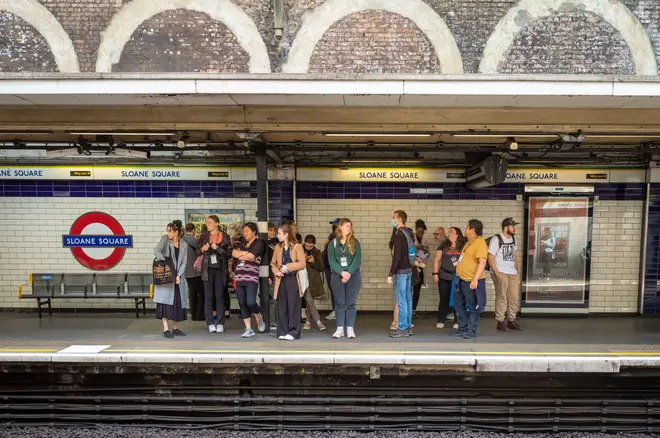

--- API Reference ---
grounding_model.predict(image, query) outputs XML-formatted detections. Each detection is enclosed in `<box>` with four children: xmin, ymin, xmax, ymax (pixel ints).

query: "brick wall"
<box><xmin>112</xmin><ymin>9</ymin><xmax>250</xmax><ymax>73</ymax></box>
<box><xmin>0</xmin><ymin>0</ymin><xmax>658</xmax><ymax>74</ymax></box>
<box><xmin>296</xmin><ymin>197</ymin><xmax>642</xmax><ymax>315</ymax></box>
<box><xmin>0</xmin><ymin>196</ymin><xmax>257</xmax><ymax>310</ymax></box>
<box><xmin>307</xmin><ymin>10</ymin><xmax>441</xmax><ymax>74</ymax></box>
<box><xmin>0</xmin><ymin>11</ymin><xmax>57</xmax><ymax>72</ymax></box>
<box><xmin>37</xmin><ymin>0</ymin><xmax>127</xmax><ymax>73</ymax></box>
<box><xmin>499</xmin><ymin>12</ymin><xmax>635</xmax><ymax>75</ymax></box>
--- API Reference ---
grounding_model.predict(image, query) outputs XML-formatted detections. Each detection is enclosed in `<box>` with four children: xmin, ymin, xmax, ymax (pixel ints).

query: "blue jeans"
<box><xmin>395</xmin><ymin>272</ymin><xmax>413</xmax><ymax>331</ymax></box>
<box><xmin>455</xmin><ymin>278</ymin><xmax>484</xmax><ymax>336</ymax></box>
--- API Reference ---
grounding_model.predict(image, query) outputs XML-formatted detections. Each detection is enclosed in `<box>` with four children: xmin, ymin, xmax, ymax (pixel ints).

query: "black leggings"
<box><xmin>186</xmin><ymin>276</ymin><xmax>205</xmax><ymax>321</ymax></box>
<box><xmin>413</xmin><ymin>270</ymin><xmax>424</xmax><ymax>311</ymax></box>
<box><xmin>437</xmin><ymin>278</ymin><xmax>456</xmax><ymax>323</ymax></box>
<box><xmin>236</xmin><ymin>282</ymin><xmax>260</xmax><ymax>319</ymax></box>
<box><xmin>204</xmin><ymin>268</ymin><xmax>226</xmax><ymax>326</ymax></box>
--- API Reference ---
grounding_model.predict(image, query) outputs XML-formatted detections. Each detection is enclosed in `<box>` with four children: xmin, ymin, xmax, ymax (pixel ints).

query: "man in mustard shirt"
<box><xmin>454</xmin><ymin>219</ymin><xmax>488</xmax><ymax>339</ymax></box>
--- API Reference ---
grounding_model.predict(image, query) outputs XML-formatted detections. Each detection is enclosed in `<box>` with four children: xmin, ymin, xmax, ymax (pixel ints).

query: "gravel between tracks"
<box><xmin>3</xmin><ymin>429</ymin><xmax>659</xmax><ymax>438</ymax></box>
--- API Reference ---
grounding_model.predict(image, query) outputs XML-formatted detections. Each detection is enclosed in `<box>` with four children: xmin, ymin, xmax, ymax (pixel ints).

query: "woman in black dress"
<box><xmin>154</xmin><ymin>222</ymin><xmax>188</xmax><ymax>338</ymax></box>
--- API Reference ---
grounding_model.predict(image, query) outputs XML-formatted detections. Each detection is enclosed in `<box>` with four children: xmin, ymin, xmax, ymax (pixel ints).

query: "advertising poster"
<box><xmin>185</xmin><ymin>210</ymin><xmax>244</xmax><ymax>235</ymax></box>
<box><xmin>524</xmin><ymin>197</ymin><xmax>592</xmax><ymax>306</ymax></box>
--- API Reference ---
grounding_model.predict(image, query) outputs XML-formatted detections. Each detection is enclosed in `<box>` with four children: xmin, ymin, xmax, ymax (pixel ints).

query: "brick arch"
<box><xmin>282</xmin><ymin>0</ymin><xmax>463</xmax><ymax>74</ymax></box>
<box><xmin>0</xmin><ymin>0</ymin><xmax>79</xmax><ymax>72</ymax></box>
<box><xmin>479</xmin><ymin>0</ymin><xmax>657</xmax><ymax>75</ymax></box>
<box><xmin>96</xmin><ymin>0</ymin><xmax>270</xmax><ymax>73</ymax></box>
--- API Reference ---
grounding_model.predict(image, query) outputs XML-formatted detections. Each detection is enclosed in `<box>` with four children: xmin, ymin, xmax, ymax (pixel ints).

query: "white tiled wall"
<box><xmin>589</xmin><ymin>200</ymin><xmax>642</xmax><ymax>313</ymax></box>
<box><xmin>0</xmin><ymin>197</ymin><xmax>256</xmax><ymax>309</ymax></box>
<box><xmin>0</xmin><ymin>196</ymin><xmax>642</xmax><ymax>314</ymax></box>
<box><xmin>296</xmin><ymin>198</ymin><xmax>642</xmax><ymax>314</ymax></box>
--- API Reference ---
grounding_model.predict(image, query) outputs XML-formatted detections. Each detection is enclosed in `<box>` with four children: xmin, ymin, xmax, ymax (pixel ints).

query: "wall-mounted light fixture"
<box><xmin>273</xmin><ymin>0</ymin><xmax>284</xmax><ymax>39</ymax></box>
<box><xmin>177</xmin><ymin>132</ymin><xmax>190</xmax><ymax>148</ymax></box>
<box><xmin>506</xmin><ymin>137</ymin><xmax>518</xmax><ymax>151</ymax></box>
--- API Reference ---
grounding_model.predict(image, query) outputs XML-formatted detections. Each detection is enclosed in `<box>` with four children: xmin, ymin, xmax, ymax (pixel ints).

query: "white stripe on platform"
<box><xmin>57</xmin><ymin>345</ymin><xmax>111</xmax><ymax>354</ymax></box>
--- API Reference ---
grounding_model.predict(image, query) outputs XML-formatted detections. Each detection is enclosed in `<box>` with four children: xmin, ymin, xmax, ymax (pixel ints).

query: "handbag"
<box><xmin>153</xmin><ymin>257</ymin><xmax>176</xmax><ymax>285</ymax></box>
<box><xmin>193</xmin><ymin>255</ymin><xmax>203</xmax><ymax>273</ymax></box>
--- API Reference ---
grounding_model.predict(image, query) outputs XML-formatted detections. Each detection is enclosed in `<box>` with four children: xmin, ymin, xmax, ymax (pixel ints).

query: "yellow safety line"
<box><xmin>0</xmin><ymin>349</ymin><xmax>657</xmax><ymax>356</ymax></box>
<box><xmin>102</xmin><ymin>349</ymin><xmax>660</xmax><ymax>356</ymax></box>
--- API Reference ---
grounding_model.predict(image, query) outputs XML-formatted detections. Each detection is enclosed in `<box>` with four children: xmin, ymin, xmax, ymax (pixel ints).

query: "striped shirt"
<box><xmin>234</xmin><ymin>239</ymin><xmax>265</xmax><ymax>284</ymax></box>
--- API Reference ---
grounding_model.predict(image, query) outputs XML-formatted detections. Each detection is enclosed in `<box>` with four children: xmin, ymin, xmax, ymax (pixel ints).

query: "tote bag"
<box><xmin>153</xmin><ymin>257</ymin><xmax>176</xmax><ymax>285</ymax></box>
<box><xmin>297</xmin><ymin>267</ymin><xmax>310</xmax><ymax>293</ymax></box>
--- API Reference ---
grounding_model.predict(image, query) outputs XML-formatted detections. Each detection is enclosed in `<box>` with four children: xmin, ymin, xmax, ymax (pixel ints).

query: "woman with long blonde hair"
<box><xmin>326</xmin><ymin>218</ymin><xmax>362</xmax><ymax>338</ymax></box>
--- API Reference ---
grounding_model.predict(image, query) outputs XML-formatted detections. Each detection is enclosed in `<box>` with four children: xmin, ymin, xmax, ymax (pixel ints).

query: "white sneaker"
<box><xmin>208</xmin><ymin>325</ymin><xmax>217</xmax><ymax>333</ymax></box>
<box><xmin>278</xmin><ymin>335</ymin><xmax>286</xmax><ymax>340</ymax></box>
<box><xmin>257</xmin><ymin>320</ymin><xmax>267</xmax><ymax>333</ymax></box>
<box><xmin>283</xmin><ymin>334</ymin><xmax>295</xmax><ymax>341</ymax></box>
<box><xmin>332</xmin><ymin>328</ymin><xmax>345</xmax><ymax>338</ymax></box>
<box><xmin>216</xmin><ymin>324</ymin><xmax>224</xmax><ymax>333</ymax></box>
<box><xmin>347</xmin><ymin>327</ymin><xmax>356</xmax><ymax>339</ymax></box>
<box><xmin>326</xmin><ymin>311</ymin><xmax>336</xmax><ymax>320</ymax></box>
<box><xmin>242</xmin><ymin>328</ymin><xmax>255</xmax><ymax>338</ymax></box>
<box><xmin>453</xmin><ymin>323</ymin><xmax>459</xmax><ymax>329</ymax></box>
<box><xmin>317</xmin><ymin>321</ymin><xmax>326</xmax><ymax>331</ymax></box>
<box><xmin>303</xmin><ymin>321</ymin><xmax>311</xmax><ymax>330</ymax></box>
<box><xmin>436</xmin><ymin>323</ymin><xmax>445</xmax><ymax>329</ymax></box>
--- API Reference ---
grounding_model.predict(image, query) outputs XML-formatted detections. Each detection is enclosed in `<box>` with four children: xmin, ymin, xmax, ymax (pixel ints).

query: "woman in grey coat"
<box><xmin>154</xmin><ymin>221</ymin><xmax>188</xmax><ymax>338</ymax></box>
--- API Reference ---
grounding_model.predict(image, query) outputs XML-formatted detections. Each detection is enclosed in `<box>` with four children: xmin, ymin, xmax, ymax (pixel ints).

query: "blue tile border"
<box><xmin>0</xmin><ymin>179</ymin><xmax>294</xmax><ymax>229</ymax></box>
<box><xmin>644</xmin><ymin>183</ymin><xmax>660</xmax><ymax>313</ymax></box>
<box><xmin>296</xmin><ymin>182</ymin><xmax>524</xmax><ymax>200</ymax></box>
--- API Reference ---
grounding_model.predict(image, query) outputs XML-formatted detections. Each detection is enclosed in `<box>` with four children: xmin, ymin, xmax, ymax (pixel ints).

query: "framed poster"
<box><xmin>185</xmin><ymin>209</ymin><xmax>244</xmax><ymax>235</ymax></box>
<box><xmin>522</xmin><ymin>186</ymin><xmax>594</xmax><ymax>314</ymax></box>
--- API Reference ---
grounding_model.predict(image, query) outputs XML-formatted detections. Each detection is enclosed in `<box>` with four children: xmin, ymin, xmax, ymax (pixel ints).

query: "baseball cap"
<box><xmin>502</xmin><ymin>217</ymin><xmax>519</xmax><ymax>228</ymax></box>
<box><xmin>330</xmin><ymin>218</ymin><xmax>341</xmax><ymax>225</ymax></box>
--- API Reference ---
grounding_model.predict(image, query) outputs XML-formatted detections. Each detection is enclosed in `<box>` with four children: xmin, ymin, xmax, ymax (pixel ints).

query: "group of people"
<box><xmin>152</xmin><ymin>212</ymin><xmax>523</xmax><ymax>341</ymax></box>
<box><xmin>387</xmin><ymin>212</ymin><xmax>522</xmax><ymax>339</ymax></box>
<box><xmin>153</xmin><ymin>217</ymin><xmax>363</xmax><ymax>341</ymax></box>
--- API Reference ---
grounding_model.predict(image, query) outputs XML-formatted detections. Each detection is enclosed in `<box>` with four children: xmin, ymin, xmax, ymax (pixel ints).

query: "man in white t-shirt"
<box><xmin>488</xmin><ymin>218</ymin><xmax>521</xmax><ymax>332</ymax></box>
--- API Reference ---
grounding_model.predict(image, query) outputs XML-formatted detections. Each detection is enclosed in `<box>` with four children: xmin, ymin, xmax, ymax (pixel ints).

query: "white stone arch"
<box><xmin>282</xmin><ymin>0</ymin><xmax>463</xmax><ymax>74</ymax></box>
<box><xmin>96</xmin><ymin>0</ymin><xmax>270</xmax><ymax>73</ymax></box>
<box><xmin>0</xmin><ymin>0</ymin><xmax>79</xmax><ymax>72</ymax></box>
<box><xmin>479</xmin><ymin>0</ymin><xmax>657</xmax><ymax>75</ymax></box>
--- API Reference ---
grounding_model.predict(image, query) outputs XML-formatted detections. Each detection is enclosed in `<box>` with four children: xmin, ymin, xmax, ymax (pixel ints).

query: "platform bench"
<box><xmin>18</xmin><ymin>272</ymin><xmax>153</xmax><ymax>318</ymax></box>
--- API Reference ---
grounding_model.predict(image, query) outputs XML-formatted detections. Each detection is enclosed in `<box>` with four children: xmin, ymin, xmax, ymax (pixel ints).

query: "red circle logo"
<box><xmin>63</xmin><ymin>212</ymin><xmax>132</xmax><ymax>271</ymax></box>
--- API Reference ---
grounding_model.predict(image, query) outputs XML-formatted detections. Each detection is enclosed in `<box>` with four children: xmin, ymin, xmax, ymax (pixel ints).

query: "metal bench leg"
<box><xmin>142</xmin><ymin>298</ymin><xmax>146</xmax><ymax>316</ymax></box>
<box><xmin>47</xmin><ymin>298</ymin><xmax>52</xmax><ymax>316</ymax></box>
<box><xmin>134</xmin><ymin>298</ymin><xmax>140</xmax><ymax>318</ymax></box>
<box><xmin>37</xmin><ymin>299</ymin><xmax>43</xmax><ymax>319</ymax></box>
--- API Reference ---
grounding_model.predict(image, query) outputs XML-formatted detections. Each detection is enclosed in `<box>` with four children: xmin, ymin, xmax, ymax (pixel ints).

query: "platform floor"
<box><xmin>1</xmin><ymin>312</ymin><xmax>660</xmax><ymax>353</ymax></box>
<box><xmin>1</xmin><ymin>313</ymin><xmax>659</xmax><ymax>372</ymax></box>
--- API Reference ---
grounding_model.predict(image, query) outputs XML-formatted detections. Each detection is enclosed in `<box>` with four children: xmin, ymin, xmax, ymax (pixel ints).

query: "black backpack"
<box><xmin>484</xmin><ymin>234</ymin><xmax>515</xmax><ymax>272</ymax></box>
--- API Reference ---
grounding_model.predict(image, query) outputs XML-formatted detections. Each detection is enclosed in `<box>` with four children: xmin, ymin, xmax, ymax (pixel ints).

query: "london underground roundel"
<box><xmin>63</xmin><ymin>212</ymin><xmax>133</xmax><ymax>270</ymax></box>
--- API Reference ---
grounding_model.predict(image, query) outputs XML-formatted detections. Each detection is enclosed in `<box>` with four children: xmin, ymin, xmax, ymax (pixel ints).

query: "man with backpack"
<box><xmin>388</xmin><ymin>210</ymin><xmax>416</xmax><ymax>338</ymax></box>
<box><xmin>487</xmin><ymin>218</ymin><xmax>522</xmax><ymax>332</ymax></box>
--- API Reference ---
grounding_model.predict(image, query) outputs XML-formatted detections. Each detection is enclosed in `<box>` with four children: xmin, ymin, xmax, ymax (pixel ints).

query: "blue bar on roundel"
<box><xmin>62</xmin><ymin>235</ymin><xmax>134</xmax><ymax>248</ymax></box>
